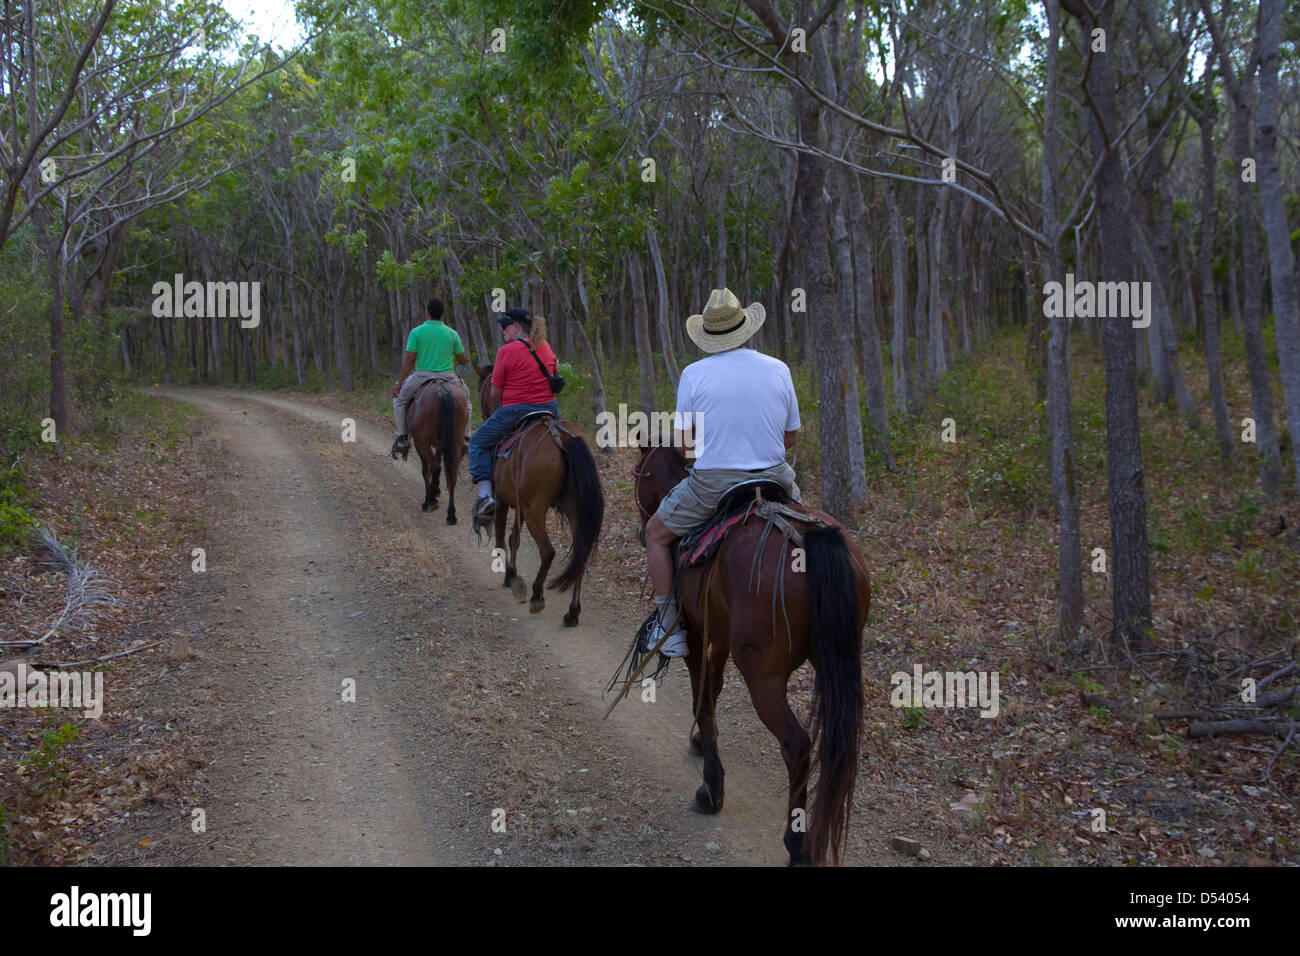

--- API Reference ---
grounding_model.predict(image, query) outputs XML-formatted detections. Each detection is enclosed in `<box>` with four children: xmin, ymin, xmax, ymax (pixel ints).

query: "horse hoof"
<box><xmin>692</xmin><ymin>785</ymin><xmax>721</xmax><ymax>815</ymax></box>
<box><xmin>446</xmin><ymin>514</ymin><xmax>456</xmax><ymax>525</ymax></box>
<box><xmin>529</xmin><ymin>599</ymin><xmax>545</xmax><ymax>614</ymax></box>
<box><xmin>420</xmin><ymin>502</ymin><xmax>431</xmax><ymax>513</ymax></box>
<box><xmin>562</xmin><ymin>611</ymin><xmax>579</xmax><ymax>627</ymax></box>
<box><xmin>511</xmin><ymin>578</ymin><xmax>528</xmax><ymax>601</ymax></box>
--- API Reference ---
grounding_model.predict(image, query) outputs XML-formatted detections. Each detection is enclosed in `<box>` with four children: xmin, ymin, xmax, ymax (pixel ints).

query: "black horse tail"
<box><xmin>550</xmin><ymin>433</ymin><xmax>604</xmax><ymax>592</ymax></box>
<box><xmin>438</xmin><ymin>388</ymin><xmax>458</xmax><ymax>473</ymax></box>
<box><xmin>804</xmin><ymin>525</ymin><xmax>865</xmax><ymax>866</ymax></box>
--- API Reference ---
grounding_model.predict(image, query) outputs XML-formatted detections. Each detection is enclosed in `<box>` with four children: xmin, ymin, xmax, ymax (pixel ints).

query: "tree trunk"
<box><xmin>1066</xmin><ymin>0</ymin><xmax>1152</xmax><ymax>650</ymax></box>
<box><xmin>1194</xmin><ymin>80</ymin><xmax>1235</xmax><ymax>461</ymax></box>
<box><xmin>843</xmin><ymin>168</ymin><xmax>894</xmax><ymax>467</ymax></box>
<box><xmin>1255</xmin><ymin>0</ymin><xmax>1300</xmax><ymax>498</ymax></box>
<box><xmin>884</xmin><ymin>182</ymin><xmax>911</xmax><ymax>411</ymax></box>
<box><xmin>1132</xmin><ymin>215</ymin><xmax>1200</xmax><ymax>425</ymax></box>
<box><xmin>628</xmin><ymin>254</ymin><xmax>656</xmax><ymax>412</ymax></box>
<box><xmin>1200</xmin><ymin>0</ymin><xmax>1283</xmax><ymax>497</ymax></box>
<box><xmin>1042</xmin><ymin>0</ymin><xmax>1083</xmax><ymax>644</ymax></box>
<box><xmin>831</xmin><ymin>196</ymin><xmax>868</xmax><ymax>508</ymax></box>
<box><xmin>646</xmin><ymin>227</ymin><xmax>680</xmax><ymax>390</ymax></box>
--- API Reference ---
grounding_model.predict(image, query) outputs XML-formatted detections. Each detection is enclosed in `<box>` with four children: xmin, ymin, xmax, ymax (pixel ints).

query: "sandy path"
<box><xmin>156</xmin><ymin>388</ymin><xmax>897</xmax><ymax>866</ymax></box>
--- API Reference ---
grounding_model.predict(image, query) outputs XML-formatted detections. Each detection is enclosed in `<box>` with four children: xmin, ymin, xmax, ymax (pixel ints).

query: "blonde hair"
<box><xmin>528</xmin><ymin>316</ymin><xmax>548</xmax><ymax>345</ymax></box>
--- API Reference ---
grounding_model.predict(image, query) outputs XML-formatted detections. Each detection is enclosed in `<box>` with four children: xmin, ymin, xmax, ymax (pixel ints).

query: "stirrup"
<box><xmin>472</xmin><ymin>496</ymin><xmax>497</xmax><ymax>528</ymax></box>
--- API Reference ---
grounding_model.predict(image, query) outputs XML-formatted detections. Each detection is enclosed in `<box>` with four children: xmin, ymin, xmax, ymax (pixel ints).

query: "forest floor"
<box><xmin>0</xmin><ymin>331</ymin><xmax>1296</xmax><ymax>866</ymax></box>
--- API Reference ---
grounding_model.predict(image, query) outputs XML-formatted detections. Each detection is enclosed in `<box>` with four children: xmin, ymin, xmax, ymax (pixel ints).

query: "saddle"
<box><xmin>675</xmin><ymin>480</ymin><xmax>789</xmax><ymax>572</ymax></box>
<box><xmin>404</xmin><ymin>376</ymin><xmax>455</xmax><ymax>431</ymax></box>
<box><xmin>495</xmin><ymin>412</ymin><xmax>573</xmax><ymax>461</ymax></box>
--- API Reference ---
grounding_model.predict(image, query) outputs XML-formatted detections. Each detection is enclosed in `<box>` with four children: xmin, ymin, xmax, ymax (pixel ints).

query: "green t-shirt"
<box><xmin>405</xmin><ymin>320</ymin><xmax>464</xmax><ymax>372</ymax></box>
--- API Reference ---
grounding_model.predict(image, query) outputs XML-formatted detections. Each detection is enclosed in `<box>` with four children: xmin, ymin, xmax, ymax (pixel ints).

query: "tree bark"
<box><xmin>1255</xmin><ymin>0</ymin><xmax>1300</xmax><ymax>498</ymax></box>
<box><xmin>1065</xmin><ymin>0</ymin><xmax>1153</xmax><ymax>650</ymax></box>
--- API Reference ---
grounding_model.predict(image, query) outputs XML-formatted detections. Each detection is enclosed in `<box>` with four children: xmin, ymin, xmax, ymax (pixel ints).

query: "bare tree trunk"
<box><xmin>1200</xmin><ymin>0</ymin><xmax>1283</xmax><ymax>497</ymax></box>
<box><xmin>927</xmin><ymin>196</ymin><xmax>950</xmax><ymax>381</ymax></box>
<box><xmin>831</xmin><ymin>196</ymin><xmax>868</xmax><ymax>508</ymax></box>
<box><xmin>1192</xmin><ymin>76</ymin><xmax>1235</xmax><ymax>461</ymax></box>
<box><xmin>1065</xmin><ymin>0</ymin><xmax>1152</xmax><ymax>651</ymax></box>
<box><xmin>913</xmin><ymin>188</ymin><xmax>930</xmax><ymax>392</ymax></box>
<box><xmin>1132</xmin><ymin>216</ymin><xmax>1200</xmax><ymax>425</ymax></box>
<box><xmin>646</xmin><ymin>227</ymin><xmax>680</xmax><ymax>390</ymax></box>
<box><xmin>1042</xmin><ymin>0</ymin><xmax>1082</xmax><ymax>644</ymax></box>
<box><xmin>628</xmin><ymin>254</ymin><xmax>656</xmax><ymax>412</ymax></box>
<box><xmin>884</xmin><ymin>184</ymin><xmax>912</xmax><ymax>412</ymax></box>
<box><xmin>794</xmin><ymin>72</ymin><xmax>852</xmax><ymax>516</ymax></box>
<box><xmin>843</xmin><ymin>168</ymin><xmax>895</xmax><ymax>467</ymax></box>
<box><xmin>1255</xmin><ymin>0</ymin><xmax>1300</xmax><ymax>498</ymax></box>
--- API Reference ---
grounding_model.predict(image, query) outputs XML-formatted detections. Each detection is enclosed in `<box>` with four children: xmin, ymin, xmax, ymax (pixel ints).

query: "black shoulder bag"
<box><xmin>524</xmin><ymin>342</ymin><xmax>566</xmax><ymax>394</ymax></box>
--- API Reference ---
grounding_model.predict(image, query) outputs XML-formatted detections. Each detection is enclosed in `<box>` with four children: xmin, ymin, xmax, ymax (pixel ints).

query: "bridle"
<box><xmin>632</xmin><ymin>444</ymin><xmax>688</xmax><ymax>527</ymax></box>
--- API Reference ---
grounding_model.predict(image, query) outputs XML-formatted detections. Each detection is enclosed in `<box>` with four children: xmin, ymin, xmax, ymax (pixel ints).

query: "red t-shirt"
<box><xmin>492</xmin><ymin>340</ymin><xmax>557</xmax><ymax>406</ymax></box>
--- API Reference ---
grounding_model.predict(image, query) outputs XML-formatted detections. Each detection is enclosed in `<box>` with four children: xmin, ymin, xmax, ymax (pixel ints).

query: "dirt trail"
<box><xmin>153</xmin><ymin>388</ymin><xmax>898</xmax><ymax>866</ymax></box>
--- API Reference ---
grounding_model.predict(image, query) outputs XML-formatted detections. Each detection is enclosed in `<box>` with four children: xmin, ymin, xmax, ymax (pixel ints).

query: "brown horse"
<box><xmin>475</xmin><ymin>365</ymin><xmax>603</xmax><ymax>625</ymax></box>
<box><xmin>632</xmin><ymin>444</ymin><xmax>871</xmax><ymax>865</ymax></box>
<box><xmin>400</xmin><ymin>380</ymin><xmax>468</xmax><ymax>523</ymax></box>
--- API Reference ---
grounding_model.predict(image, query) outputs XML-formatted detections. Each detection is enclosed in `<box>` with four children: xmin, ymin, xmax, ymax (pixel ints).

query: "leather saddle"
<box><xmin>675</xmin><ymin>480</ymin><xmax>790</xmax><ymax>572</ymax></box>
<box><xmin>495</xmin><ymin>411</ymin><xmax>571</xmax><ymax>461</ymax></box>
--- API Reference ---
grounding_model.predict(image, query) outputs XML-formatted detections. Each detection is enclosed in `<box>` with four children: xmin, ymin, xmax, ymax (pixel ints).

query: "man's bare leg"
<box><xmin>643</xmin><ymin>514</ymin><xmax>687</xmax><ymax>655</ymax></box>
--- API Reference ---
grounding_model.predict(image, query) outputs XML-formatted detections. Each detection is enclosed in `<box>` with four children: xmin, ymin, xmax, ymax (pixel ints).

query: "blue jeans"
<box><xmin>469</xmin><ymin>401</ymin><xmax>561</xmax><ymax>484</ymax></box>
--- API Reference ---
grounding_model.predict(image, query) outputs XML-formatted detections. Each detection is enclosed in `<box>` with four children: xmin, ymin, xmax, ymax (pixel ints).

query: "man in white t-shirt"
<box><xmin>642</xmin><ymin>288</ymin><xmax>802</xmax><ymax>658</ymax></box>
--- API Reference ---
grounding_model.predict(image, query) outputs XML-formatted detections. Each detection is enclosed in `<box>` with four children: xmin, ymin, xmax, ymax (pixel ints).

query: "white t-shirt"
<box><xmin>673</xmin><ymin>348</ymin><xmax>800</xmax><ymax>470</ymax></box>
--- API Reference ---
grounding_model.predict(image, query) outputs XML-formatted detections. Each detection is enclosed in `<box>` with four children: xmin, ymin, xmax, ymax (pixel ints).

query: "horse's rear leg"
<box><xmin>745</xmin><ymin>668</ymin><xmax>812</xmax><ymax>865</ymax></box>
<box><xmin>418</xmin><ymin>444</ymin><xmax>437</xmax><ymax>513</ymax></box>
<box><xmin>687</xmin><ymin>640</ymin><xmax>730</xmax><ymax>814</ymax></box>
<box><xmin>443</xmin><ymin>451</ymin><xmax>457</xmax><ymax>525</ymax></box>
<box><xmin>561</xmin><ymin>555</ymin><xmax>583</xmax><ymax>627</ymax></box>
<box><xmin>521</xmin><ymin>504</ymin><xmax>554</xmax><ymax>613</ymax></box>
<box><xmin>505</xmin><ymin>510</ymin><xmax>526</xmax><ymax>601</ymax></box>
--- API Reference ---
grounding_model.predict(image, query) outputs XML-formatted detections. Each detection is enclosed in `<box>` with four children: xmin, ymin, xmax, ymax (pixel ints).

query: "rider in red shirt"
<box><xmin>468</xmin><ymin>307</ymin><xmax>562</xmax><ymax>528</ymax></box>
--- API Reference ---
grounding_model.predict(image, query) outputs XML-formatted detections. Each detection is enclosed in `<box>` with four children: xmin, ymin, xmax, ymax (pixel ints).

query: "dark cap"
<box><xmin>497</xmin><ymin>307</ymin><xmax>531</xmax><ymax>328</ymax></box>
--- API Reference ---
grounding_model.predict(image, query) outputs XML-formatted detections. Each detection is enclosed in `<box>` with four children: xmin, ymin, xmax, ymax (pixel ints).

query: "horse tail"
<box><xmin>549</xmin><ymin>433</ymin><xmax>603</xmax><ymax>592</ymax></box>
<box><xmin>804</xmin><ymin>525</ymin><xmax>864</xmax><ymax>866</ymax></box>
<box><xmin>437</xmin><ymin>387</ymin><xmax>458</xmax><ymax>473</ymax></box>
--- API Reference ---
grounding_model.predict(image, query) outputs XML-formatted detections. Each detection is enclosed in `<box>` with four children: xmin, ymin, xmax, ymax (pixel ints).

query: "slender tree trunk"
<box><xmin>1255</xmin><ymin>0</ymin><xmax>1300</xmax><ymax>498</ymax></box>
<box><xmin>1042</xmin><ymin>0</ymin><xmax>1082</xmax><ymax>644</ymax></box>
<box><xmin>913</xmin><ymin>189</ymin><xmax>930</xmax><ymax>391</ymax></box>
<box><xmin>646</xmin><ymin>227</ymin><xmax>680</xmax><ymax>390</ymax></box>
<box><xmin>884</xmin><ymin>182</ymin><xmax>911</xmax><ymax>411</ymax></box>
<box><xmin>1194</xmin><ymin>84</ymin><xmax>1235</xmax><ymax>461</ymax></box>
<box><xmin>1132</xmin><ymin>216</ymin><xmax>1200</xmax><ymax>425</ymax></box>
<box><xmin>843</xmin><ymin>168</ymin><xmax>894</xmax><ymax>467</ymax></box>
<box><xmin>628</xmin><ymin>254</ymin><xmax>656</xmax><ymax>412</ymax></box>
<box><xmin>1066</xmin><ymin>0</ymin><xmax>1152</xmax><ymax>651</ymax></box>
<box><xmin>1201</xmin><ymin>0</ymin><xmax>1283</xmax><ymax>497</ymax></box>
<box><xmin>831</xmin><ymin>196</ymin><xmax>868</xmax><ymax>507</ymax></box>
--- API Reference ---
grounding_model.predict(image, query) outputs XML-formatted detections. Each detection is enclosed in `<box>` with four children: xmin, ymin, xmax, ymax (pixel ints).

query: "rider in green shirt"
<box><xmin>391</xmin><ymin>297</ymin><xmax>472</xmax><ymax>455</ymax></box>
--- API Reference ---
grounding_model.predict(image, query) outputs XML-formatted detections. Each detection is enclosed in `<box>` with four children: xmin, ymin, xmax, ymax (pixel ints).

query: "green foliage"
<box><xmin>901</xmin><ymin>705</ymin><xmax>928</xmax><ymax>729</ymax></box>
<box><xmin>0</xmin><ymin>457</ymin><xmax>34</xmax><ymax>556</ymax></box>
<box><xmin>19</xmin><ymin>720</ymin><xmax>81</xmax><ymax>796</ymax></box>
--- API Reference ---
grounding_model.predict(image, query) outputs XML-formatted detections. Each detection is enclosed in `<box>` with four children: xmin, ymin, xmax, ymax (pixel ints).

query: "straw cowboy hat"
<box><xmin>685</xmin><ymin>288</ymin><xmax>766</xmax><ymax>353</ymax></box>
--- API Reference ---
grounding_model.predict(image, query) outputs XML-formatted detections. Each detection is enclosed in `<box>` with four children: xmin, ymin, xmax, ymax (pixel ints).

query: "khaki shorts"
<box><xmin>654</xmin><ymin>461</ymin><xmax>802</xmax><ymax>536</ymax></box>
